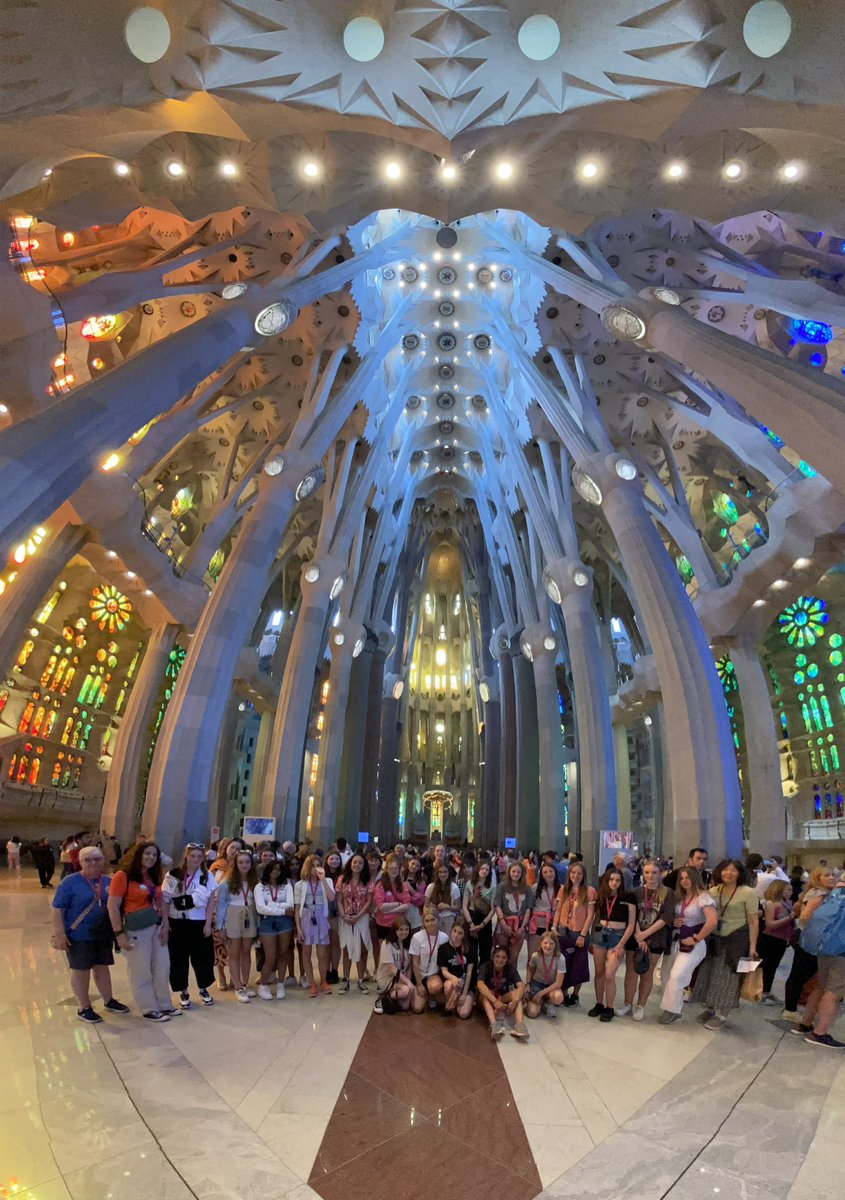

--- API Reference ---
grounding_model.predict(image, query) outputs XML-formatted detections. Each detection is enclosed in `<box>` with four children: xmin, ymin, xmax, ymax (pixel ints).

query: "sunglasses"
<box><xmin>186</xmin><ymin>843</ymin><xmax>206</xmax><ymax>850</ymax></box>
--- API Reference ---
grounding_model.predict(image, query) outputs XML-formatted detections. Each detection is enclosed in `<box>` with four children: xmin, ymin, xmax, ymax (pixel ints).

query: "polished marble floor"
<box><xmin>1</xmin><ymin>870</ymin><xmax>843</xmax><ymax>1200</ymax></box>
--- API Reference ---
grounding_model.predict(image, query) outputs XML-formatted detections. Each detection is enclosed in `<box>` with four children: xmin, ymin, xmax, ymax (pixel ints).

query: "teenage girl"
<box><xmin>528</xmin><ymin>862</ymin><xmax>560</xmax><ymax>959</ymax></box>
<box><xmin>374</xmin><ymin>915</ymin><xmax>415</xmax><ymax>1013</ymax></box>
<box><xmin>294</xmin><ymin>854</ymin><xmax>335</xmax><ymax>997</ymax></box>
<box><xmin>254</xmin><ymin>858</ymin><xmax>294</xmax><ymax>1000</ymax></box>
<box><xmin>215</xmin><ymin>850</ymin><xmax>258</xmax><ymax>1003</ymax></box>
<box><xmin>589</xmin><ymin>867</ymin><xmax>636</xmax><ymax>1023</ymax></box>
<box><xmin>336</xmin><ymin>853</ymin><xmax>373</xmax><ymax>993</ymax></box>
<box><xmin>494</xmin><ymin>860</ymin><xmax>534</xmax><ymax>968</ymax></box>
<box><xmin>525</xmin><ymin>930</ymin><xmax>565</xmax><ymax>1018</ymax></box>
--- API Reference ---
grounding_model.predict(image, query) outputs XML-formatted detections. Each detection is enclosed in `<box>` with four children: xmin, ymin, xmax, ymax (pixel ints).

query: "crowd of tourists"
<box><xmin>35</xmin><ymin>832</ymin><xmax>845</xmax><ymax>1048</ymax></box>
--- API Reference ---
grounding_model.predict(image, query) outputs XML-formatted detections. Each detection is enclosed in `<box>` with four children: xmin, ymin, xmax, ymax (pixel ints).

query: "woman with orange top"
<box><xmin>552</xmin><ymin>861</ymin><xmax>596</xmax><ymax>1006</ymax></box>
<box><xmin>107</xmin><ymin>841</ymin><xmax>174</xmax><ymax>1021</ymax></box>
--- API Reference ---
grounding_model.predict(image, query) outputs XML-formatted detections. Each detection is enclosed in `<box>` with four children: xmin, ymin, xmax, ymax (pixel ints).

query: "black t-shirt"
<box><xmin>437</xmin><ymin>940</ymin><xmax>477</xmax><ymax>981</ymax></box>
<box><xmin>595</xmin><ymin>891</ymin><xmax>637</xmax><ymax>925</ymax></box>
<box><xmin>477</xmin><ymin>960</ymin><xmax>521</xmax><ymax>996</ymax></box>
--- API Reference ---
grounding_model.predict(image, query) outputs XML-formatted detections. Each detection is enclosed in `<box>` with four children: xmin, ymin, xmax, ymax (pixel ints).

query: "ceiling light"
<box><xmin>518</xmin><ymin>14</ymin><xmax>561</xmax><ymax>60</ymax></box>
<box><xmin>114</xmin><ymin>161</ymin><xmax>131</xmax><ymax>177</ymax></box>
<box><xmin>222</xmin><ymin>282</ymin><xmax>247</xmax><ymax>300</ymax></box>
<box><xmin>578</xmin><ymin>159</ymin><xmax>600</xmax><ymax>181</ymax></box>
<box><xmin>572</xmin><ymin>569</ymin><xmax>590</xmax><ymax>588</ymax></box>
<box><xmin>603</xmin><ymin>303</ymin><xmax>647</xmax><ymax>342</ymax></box>
<box><xmin>166</xmin><ymin>160</ymin><xmax>185</xmax><ymax>178</ymax></box>
<box><xmin>643</xmin><ymin>715</ymin><xmax>653</xmax><ymax>727</ymax></box>
<box><xmin>793</xmin><ymin>558</ymin><xmax>810</xmax><ymax>569</ymax></box>
<box><xmin>144</xmin><ymin>589</ymin><xmax>153</xmax><ymax>596</ymax></box>
<box><xmin>304</xmin><ymin>565</ymin><xmax>320</xmax><ymax>584</ymax></box>
<box><xmin>107</xmin><ymin>550</ymin><xmax>117</xmax><ymax>559</ymax></box>
<box><xmin>440</xmin><ymin>162</ymin><xmax>458</xmax><ymax>182</ymax></box>
<box><xmin>722</xmin><ymin>161</ymin><xmax>744</xmax><ymax>181</ymax></box>
<box><xmin>384</xmin><ymin>160</ymin><xmax>403</xmax><ymax>181</ymax></box>
<box><xmin>771</xmin><ymin>579</ymin><xmax>788</xmax><ymax>589</ymax></box>
<box><xmin>330</xmin><ymin>575</ymin><xmax>345</xmax><ymax>600</ymax></box>
<box><xmin>543</xmin><ymin>573</ymin><xmax>562</xmax><ymax>604</ymax></box>
<box><xmin>343</xmin><ymin>15</ymin><xmax>384</xmax><ymax>61</ymax></box>
<box><xmin>615</xmin><ymin>458</ymin><xmax>638</xmax><ymax>481</ymax></box>
<box><xmin>479</xmin><ymin>681</ymin><xmax>490</xmax><ymax>703</ymax></box>
<box><xmin>126</xmin><ymin>571</ymin><xmax>136</xmax><ymax>580</ymax></box>
<box><xmin>219</xmin><ymin>161</ymin><xmax>238</xmax><ymax>178</ymax></box>
<box><xmin>254</xmin><ymin>299</ymin><xmax>298</xmax><ymax>336</ymax></box>
<box><xmin>752</xmin><ymin>599</ymin><xmax>766</xmax><ymax>607</ymax></box>
<box><xmin>780</xmin><ymin>161</ymin><xmax>803</xmax><ymax>181</ymax></box>
<box><xmin>665</xmin><ymin>160</ymin><xmax>687</xmax><ymax>180</ymax></box>
<box><xmin>743</xmin><ymin>2</ymin><xmax>792</xmax><ymax>58</ymax></box>
<box><xmin>101</xmin><ymin>453</ymin><xmax>121</xmax><ymax>472</ymax></box>
<box><xmin>264</xmin><ymin>454</ymin><xmax>285</xmax><ymax>477</ymax></box>
<box><xmin>543</xmin><ymin>635</ymin><xmax>556</xmax><ymax>652</ymax></box>
<box><xmin>392</xmin><ymin>680</ymin><xmax>404</xmax><ymax>700</ymax></box>
<box><xmin>333</xmin><ymin>631</ymin><xmax>345</xmax><ymax>646</ymax></box>
<box><xmin>495</xmin><ymin>160</ymin><xmax>514</xmax><ymax>181</ymax></box>
<box><xmin>302</xmin><ymin>160</ymin><xmax>321</xmax><ymax>180</ymax></box>
<box><xmin>0</xmin><ymin>404</ymin><xmax>8</xmax><ymax>415</ymax></box>
<box><xmin>125</xmin><ymin>6</ymin><xmax>172</xmax><ymax>63</ymax></box>
<box><xmin>42</xmin><ymin>168</ymin><xmax>53</xmax><ymax>178</ymax></box>
<box><xmin>520</xmin><ymin>636</ymin><xmax>534</xmax><ymax>663</ymax></box>
<box><xmin>352</xmin><ymin>636</ymin><xmax>366</xmax><ymax>658</ymax></box>
<box><xmin>573</xmin><ymin>471</ymin><xmax>603</xmax><ymax>506</ymax></box>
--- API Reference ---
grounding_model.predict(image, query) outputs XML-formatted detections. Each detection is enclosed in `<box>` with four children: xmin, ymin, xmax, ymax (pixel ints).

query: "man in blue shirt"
<box><xmin>51</xmin><ymin>845</ymin><xmax>129</xmax><ymax>1024</ymax></box>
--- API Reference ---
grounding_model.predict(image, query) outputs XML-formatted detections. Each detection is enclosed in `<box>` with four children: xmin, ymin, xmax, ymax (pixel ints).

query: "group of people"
<box><xmin>45</xmin><ymin>834</ymin><xmax>845</xmax><ymax>1048</ymax></box>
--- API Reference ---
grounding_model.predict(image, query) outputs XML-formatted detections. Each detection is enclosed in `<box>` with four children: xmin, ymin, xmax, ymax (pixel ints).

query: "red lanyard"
<box><xmin>426</xmin><ymin>933</ymin><xmax>438</xmax><ymax>963</ymax></box>
<box><xmin>87</xmin><ymin>878</ymin><xmax>103</xmax><ymax>906</ymax></box>
<box><xmin>680</xmin><ymin>894</ymin><xmax>692</xmax><ymax>917</ymax></box>
<box><xmin>269</xmin><ymin>885</ymin><xmax>280</xmax><ymax>903</ymax></box>
<box><xmin>546</xmin><ymin>886</ymin><xmax>555</xmax><ymax>913</ymax></box>
<box><xmin>540</xmin><ymin>952</ymin><xmax>556</xmax><ymax>983</ymax></box>
<box><xmin>493</xmin><ymin>970</ymin><xmax>505</xmax><ymax>994</ymax></box>
<box><xmin>643</xmin><ymin>887</ymin><xmax>656</xmax><ymax>913</ymax></box>
<box><xmin>454</xmin><ymin>951</ymin><xmax>466</xmax><ymax>972</ymax></box>
<box><xmin>310</xmin><ymin>880</ymin><xmax>319</xmax><ymax>908</ymax></box>
<box><xmin>241</xmin><ymin>884</ymin><xmax>251</xmax><ymax>906</ymax></box>
<box><xmin>605</xmin><ymin>895</ymin><xmax>618</xmax><ymax>923</ymax></box>
<box><xmin>185</xmin><ymin>871</ymin><xmax>198</xmax><ymax>894</ymax></box>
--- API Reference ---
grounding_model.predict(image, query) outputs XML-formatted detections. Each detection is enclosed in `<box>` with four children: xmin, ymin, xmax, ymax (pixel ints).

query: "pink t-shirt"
<box><xmin>374</xmin><ymin>880</ymin><xmax>412</xmax><ymax>927</ymax></box>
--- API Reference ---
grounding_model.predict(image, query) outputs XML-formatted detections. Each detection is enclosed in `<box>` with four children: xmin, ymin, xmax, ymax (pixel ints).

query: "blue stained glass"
<box><xmin>791</xmin><ymin>319</ymin><xmax>833</xmax><ymax>344</ymax></box>
<box><xmin>809</xmin><ymin>352</ymin><xmax>824</xmax><ymax>367</ymax></box>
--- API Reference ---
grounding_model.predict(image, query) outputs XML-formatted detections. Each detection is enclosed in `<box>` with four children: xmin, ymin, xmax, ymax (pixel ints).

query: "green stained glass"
<box><xmin>830</xmin><ymin>634</ymin><xmax>843</xmax><ymax>649</ymax></box>
<box><xmin>808</xmin><ymin>663</ymin><xmax>819</xmax><ymax>678</ymax></box>
<box><xmin>830</xmin><ymin>651</ymin><xmax>843</xmax><ymax>666</ymax></box>
<box><xmin>794</xmin><ymin>671</ymin><xmax>805</xmax><ymax>684</ymax></box>
<box><xmin>820</xmin><ymin>748</ymin><xmax>831</xmax><ymax>773</ymax></box>
<box><xmin>779</xmin><ymin>595</ymin><xmax>828</xmax><ymax>648</ymax></box>
<box><xmin>796</xmin><ymin>654</ymin><xmax>807</xmax><ymax>667</ymax></box>
<box><xmin>832</xmin><ymin>747</ymin><xmax>841</xmax><ymax>771</ymax></box>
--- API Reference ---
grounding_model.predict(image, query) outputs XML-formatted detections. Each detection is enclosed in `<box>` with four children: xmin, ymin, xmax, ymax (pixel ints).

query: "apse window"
<box><xmin>343</xmin><ymin>16</ymin><xmax>385</xmax><ymax>61</ymax></box>
<box><xmin>124</xmin><ymin>7</ymin><xmax>171</xmax><ymax>63</ymax></box>
<box><xmin>517</xmin><ymin>14</ymin><xmax>561</xmax><ymax>60</ymax></box>
<box><xmin>743</xmin><ymin>2</ymin><xmax>793</xmax><ymax>58</ymax></box>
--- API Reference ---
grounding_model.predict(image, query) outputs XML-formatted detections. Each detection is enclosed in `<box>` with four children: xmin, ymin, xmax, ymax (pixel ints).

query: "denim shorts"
<box><xmin>258</xmin><ymin>914</ymin><xmax>293</xmax><ymax>936</ymax></box>
<box><xmin>591</xmin><ymin>927</ymin><xmax>625</xmax><ymax>950</ymax></box>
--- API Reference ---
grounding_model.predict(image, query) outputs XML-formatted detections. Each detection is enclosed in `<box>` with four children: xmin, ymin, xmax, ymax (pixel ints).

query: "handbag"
<box><xmin>378</xmin><ymin>979</ymin><xmax>400</xmax><ymax>1014</ymax></box>
<box><xmin>739</xmin><ymin>959</ymin><xmax>763</xmax><ymax>1002</ymax></box>
<box><xmin>171</xmin><ymin>894</ymin><xmax>195</xmax><ymax>912</ymax></box>
<box><xmin>124</xmin><ymin>907</ymin><xmax>161</xmax><ymax>932</ymax></box>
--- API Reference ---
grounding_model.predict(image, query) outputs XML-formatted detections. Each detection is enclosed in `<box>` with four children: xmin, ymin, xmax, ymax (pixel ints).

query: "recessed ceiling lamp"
<box><xmin>440</xmin><ymin>162</ymin><xmax>458</xmax><ymax>182</ymax></box>
<box><xmin>384</xmin><ymin>160</ymin><xmax>403</xmax><ymax>181</ymax></box>
<box><xmin>392</xmin><ymin>680</ymin><xmax>404</xmax><ymax>700</ymax></box>
<box><xmin>578</xmin><ymin>159</ymin><xmax>601</xmax><ymax>181</ymax></box>
<box><xmin>743</xmin><ymin>1</ymin><xmax>792</xmax><ymax>58</ymax></box>
<box><xmin>614</xmin><ymin>458</ymin><xmax>638</xmax><ymax>481</ymax></box>
<box><xmin>343</xmin><ymin>16</ymin><xmax>385</xmax><ymax>61</ymax></box>
<box><xmin>42</xmin><ymin>168</ymin><xmax>53</xmax><ymax>178</ymax></box>
<box><xmin>793</xmin><ymin>557</ymin><xmax>811</xmax><ymax>569</ymax></box>
<box><xmin>780</xmin><ymin>160</ymin><xmax>804</xmax><ymax>181</ymax></box>
<box><xmin>495</xmin><ymin>160</ymin><xmax>514</xmax><ymax>181</ymax></box>
<box><xmin>114</xmin><ymin>161</ymin><xmax>131</xmax><ymax>177</ymax></box>
<box><xmin>352</xmin><ymin>635</ymin><xmax>366</xmax><ymax>658</ymax></box>
<box><xmin>264</xmin><ymin>454</ymin><xmax>285</xmax><ymax>476</ymax></box>
<box><xmin>722</xmin><ymin>160</ymin><xmax>744</xmax><ymax>181</ymax></box>
<box><xmin>221</xmin><ymin>282</ymin><xmax>247</xmax><ymax>300</ymax></box>
<box><xmin>643</xmin><ymin>715</ymin><xmax>653</xmax><ymax>727</ymax></box>
<box><xmin>101</xmin><ymin>453</ymin><xmax>121</xmax><ymax>472</ymax></box>
<box><xmin>752</xmin><ymin>599</ymin><xmax>767</xmax><ymax>607</ymax></box>
<box><xmin>518</xmin><ymin>14</ymin><xmax>561</xmax><ymax>60</ymax></box>
<box><xmin>329</xmin><ymin>575</ymin><xmax>346</xmax><ymax>600</ymax></box>
<box><xmin>572</xmin><ymin>569</ymin><xmax>590</xmax><ymax>588</ymax></box>
<box><xmin>333</xmin><ymin>631</ymin><xmax>345</xmax><ymax>646</ymax></box>
<box><xmin>166</xmin><ymin>160</ymin><xmax>185</xmax><ymax>178</ymax></box>
<box><xmin>219</xmin><ymin>161</ymin><xmax>238</xmax><ymax>178</ymax></box>
<box><xmin>254</xmin><ymin>299</ymin><xmax>298</xmax><ymax>336</ymax></box>
<box><xmin>543</xmin><ymin>635</ymin><xmax>557</xmax><ymax>652</ymax></box>
<box><xmin>771</xmin><ymin>578</ymin><xmax>788</xmax><ymax>589</ymax></box>
<box><xmin>664</xmin><ymin>160</ymin><xmax>687</xmax><ymax>180</ymax></box>
<box><xmin>303</xmin><ymin>565</ymin><xmax>321</xmax><ymax>584</ymax></box>
<box><xmin>573</xmin><ymin>470</ymin><xmax>603</xmax><ymax>506</ymax></box>
<box><xmin>125</xmin><ymin>7</ymin><xmax>171</xmax><ymax>62</ymax></box>
<box><xmin>302</xmin><ymin>159</ymin><xmax>321</xmax><ymax>179</ymax></box>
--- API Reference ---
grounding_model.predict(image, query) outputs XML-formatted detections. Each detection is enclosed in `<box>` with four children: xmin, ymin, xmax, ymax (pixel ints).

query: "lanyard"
<box><xmin>269</xmin><ymin>885</ymin><xmax>280</xmax><ymax>904</ymax></box>
<box><xmin>718</xmin><ymin>886</ymin><xmax>737</xmax><ymax>918</ymax></box>
<box><xmin>142</xmin><ymin>874</ymin><xmax>157</xmax><ymax>909</ymax></box>
<box><xmin>310</xmin><ymin>880</ymin><xmax>320</xmax><ymax>908</ymax></box>
<box><xmin>545</xmin><ymin>886</ymin><xmax>555</xmax><ymax>914</ymax></box>
<box><xmin>426</xmin><ymin>933</ymin><xmax>438</xmax><ymax>964</ymax></box>
<box><xmin>492</xmin><ymin>969</ymin><xmax>505</xmax><ymax>995</ymax></box>
<box><xmin>454</xmin><ymin>951</ymin><xmax>466</xmax><ymax>972</ymax></box>
<box><xmin>605</xmin><ymin>895</ymin><xmax>618</xmax><ymax>923</ymax></box>
<box><xmin>184</xmin><ymin>871</ymin><xmax>198</xmax><ymax>894</ymax></box>
<box><xmin>87</xmin><ymin>877</ymin><xmax>103</xmax><ymax>906</ymax></box>
<box><xmin>643</xmin><ymin>887</ymin><xmax>656</xmax><ymax>913</ymax></box>
<box><xmin>541</xmin><ymin>951</ymin><xmax>556</xmax><ymax>983</ymax></box>
<box><xmin>241</xmin><ymin>884</ymin><xmax>251</xmax><ymax>906</ymax></box>
<box><xmin>680</xmin><ymin>893</ymin><xmax>693</xmax><ymax>917</ymax></box>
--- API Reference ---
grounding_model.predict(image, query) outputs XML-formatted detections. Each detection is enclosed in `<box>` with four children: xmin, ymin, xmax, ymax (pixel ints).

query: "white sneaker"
<box><xmin>245</xmin><ymin>987</ymin><xmax>257</xmax><ymax>998</ymax></box>
<box><xmin>632</xmin><ymin>1005</ymin><xmax>645</xmax><ymax>1022</ymax></box>
<box><xmin>257</xmin><ymin>985</ymin><xmax>274</xmax><ymax>1001</ymax></box>
<box><xmin>615</xmin><ymin>1004</ymin><xmax>632</xmax><ymax>1017</ymax></box>
<box><xmin>236</xmin><ymin>988</ymin><xmax>251</xmax><ymax>1003</ymax></box>
<box><xmin>275</xmin><ymin>983</ymin><xmax>286</xmax><ymax>1000</ymax></box>
<box><xmin>299</xmin><ymin>975</ymin><xmax>309</xmax><ymax>989</ymax></box>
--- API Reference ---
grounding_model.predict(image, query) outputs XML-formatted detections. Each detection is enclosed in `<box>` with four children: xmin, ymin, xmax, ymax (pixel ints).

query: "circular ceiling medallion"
<box><xmin>402</xmin><ymin>333</ymin><xmax>420</xmax><ymax>350</ymax></box>
<box><xmin>474</xmin><ymin>334</ymin><xmax>492</xmax><ymax>351</ymax></box>
<box><xmin>439</xmin><ymin>300</ymin><xmax>455</xmax><ymax>316</ymax></box>
<box><xmin>382</xmin><ymin>267</ymin><xmax>396</xmax><ymax>281</ymax></box>
<box><xmin>471</xmin><ymin>394</ymin><xmax>487</xmax><ymax>410</ymax></box>
<box><xmin>436</xmin><ymin>394</ymin><xmax>455</xmax><ymax>410</ymax></box>
<box><xmin>406</xmin><ymin>394</ymin><xmax>422</xmax><ymax>409</ymax></box>
<box><xmin>438</xmin><ymin>363</ymin><xmax>454</xmax><ymax>379</ymax></box>
<box><xmin>402</xmin><ymin>266</ymin><xmax>418</xmax><ymax>283</ymax></box>
<box><xmin>499</xmin><ymin>268</ymin><xmax>514</xmax><ymax>283</ymax></box>
<box><xmin>602</xmin><ymin>303</ymin><xmax>647</xmax><ymax>342</ymax></box>
<box><xmin>518</xmin><ymin>14</ymin><xmax>561</xmax><ymax>61</ymax></box>
<box><xmin>743</xmin><ymin>2</ymin><xmax>792</xmax><ymax>58</ymax></box>
<box><xmin>439</xmin><ymin>419</ymin><xmax>454</xmax><ymax>434</ymax></box>
<box><xmin>438</xmin><ymin>331</ymin><xmax>457</xmax><ymax>351</ymax></box>
<box><xmin>477</xmin><ymin>267</ymin><xmax>493</xmax><ymax>284</ymax></box>
<box><xmin>436</xmin><ymin>227</ymin><xmax>458</xmax><ymax>248</ymax></box>
<box><xmin>438</xmin><ymin>266</ymin><xmax>457</xmax><ymax>285</ymax></box>
<box><xmin>124</xmin><ymin>7</ymin><xmax>171</xmax><ymax>63</ymax></box>
<box><xmin>343</xmin><ymin>16</ymin><xmax>384</xmax><ymax>62</ymax></box>
<box><xmin>254</xmin><ymin>300</ymin><xmax>298</xmax><ymax>337</ymax></box>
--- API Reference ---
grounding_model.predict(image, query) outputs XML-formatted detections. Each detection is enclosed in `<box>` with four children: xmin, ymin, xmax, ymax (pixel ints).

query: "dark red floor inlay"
<box><xmin>310</xmin><ymin>1009</ymin><xmax>542</xmax><ymax>1200</ymax></box>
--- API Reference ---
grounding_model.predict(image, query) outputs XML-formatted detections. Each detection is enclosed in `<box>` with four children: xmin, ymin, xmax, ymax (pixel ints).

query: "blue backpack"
<box><xmin>800</xmin><ymin>888</ymin><xmax>845</xmax><ymax>957</ymax></box>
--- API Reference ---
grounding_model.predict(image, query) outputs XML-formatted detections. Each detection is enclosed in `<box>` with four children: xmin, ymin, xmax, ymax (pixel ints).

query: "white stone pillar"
<box><xmin>311</xmin><ymin>625</ymin><xmax>362</xmax><ymax>848</ymax></box>
<box><xmin>522</xmin><ymin>630</ymin><xmax>567</xmax><ymax>852</ymax></box>
<box><xmin>100</xmin><ymin>623</ymin><xmax>178</xmax><ymax>847</ymax></box>
<box><xmin>728</xmin><ymin>636</ymin><xmax>786</xmax><ymax>857</ymax></box>
<box><xmin>585</xmin><ymin>451</ymin><xmax>743</xmax><ymax>860</ymax></box>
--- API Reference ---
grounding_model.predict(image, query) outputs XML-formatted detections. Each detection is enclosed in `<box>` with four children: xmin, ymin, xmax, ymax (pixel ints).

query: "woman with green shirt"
<box><xmin>692</xmin><ymin>859</ymin><xmax>760</xmax><ymax>1030</ymax></box>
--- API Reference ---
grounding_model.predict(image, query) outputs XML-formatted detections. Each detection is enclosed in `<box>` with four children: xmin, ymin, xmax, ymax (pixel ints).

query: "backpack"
<box><xmin>800</xmin><ymin>888</ymin><xmax>845</xmax><ymax>957</ymax></box>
